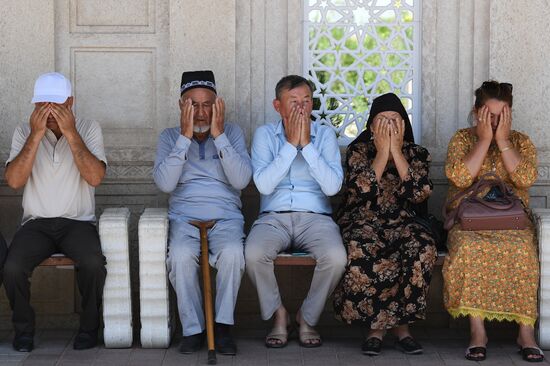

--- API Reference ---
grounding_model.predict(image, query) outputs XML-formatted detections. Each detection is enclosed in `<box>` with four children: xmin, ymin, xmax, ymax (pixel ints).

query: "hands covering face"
<box><xmin>29</xmin><ymin>104</ymin><xmax>50</xmax><ymax>137</ymax></box>
<box><xmin>372</xmin><ymin>115</ymin><xmax>405</xmax><ymax>156</ymax></box>
<box><xmin>495</xmin><ymin>104</ymin><xmax>511</xmax><ymax>143</ymax></box>
<box><xmin>179</xmin><ymin>96</ymin><xmax>226</xmax><ymax>139</ymax></box>
<box><xmin>476</xmin><ymin>104</ymin><xmax>512</xmax><ymax>143</ymax></box>
<box><xmin>210</xmin><ymin>97</ymin><xmax>225</xmax><ymax>138</ymax></box>
<box><xmin>49</xmin><ymin>103</ymin><xmax>76</xmax><ymax>135</ymax></box>
<box><xmin>390</xmin><ymin>118</ymin><xmax>405</xmax><ymax>154</ymax></box>
<box><xmin>30</xmin><ymin>102</ymin><xmax>76</xmax><ymax>137</ymax></box>
<box><xmin>283</xmin><ymin>106</ymin><xmax>310</xmax><ymax>147</ymax></box>
<box><xmin>476</xmin><ymin>105</ymin><xmax>493</xmax><ymax>142</ymax></box>
<box><xmin>179</xmin><ymin>98</ymin><xmax>194</xmax><ymax>139</ymax></box>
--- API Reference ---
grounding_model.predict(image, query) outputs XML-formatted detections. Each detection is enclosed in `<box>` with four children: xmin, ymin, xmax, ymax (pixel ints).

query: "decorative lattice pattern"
<box><xmin>304</xmin><ymin>0</ymin><xmax>421</xmax><ymax>145</ymax></box>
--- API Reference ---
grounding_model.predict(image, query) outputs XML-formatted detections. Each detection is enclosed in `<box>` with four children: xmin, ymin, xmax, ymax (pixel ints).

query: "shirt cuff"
<box><xmin>94</xmin><ymin>154</ymin><xmax>108</xmax><ymax>167</ymax></box>
<box><xmin>213</xmin><ymin>132</ymin><xmax>231</xmax><ymax>151</ymax></box>
<box><xmin>280</xmin><ymin>141</ymin><xmax>299</xmax><ymax>161</ymax></box>
<box><xmin>175</xmin><ymin>134</ymin><xmax>192</xmax><ymax>160</ymax></box>
<box><xmin>300</xmin><ymin>142</ymin><xmax>319</xmax><ymax>165</ymax></box>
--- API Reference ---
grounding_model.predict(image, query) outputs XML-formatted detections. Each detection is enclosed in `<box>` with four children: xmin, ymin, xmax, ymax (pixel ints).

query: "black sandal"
<box><xmin>395</xmin><ymin>336</ymin><xmax>423</xmax><ymax>354</ymax></box>
<box><xmin>465</xmin><ymin>346</ymin><xmax>487</xmax><ymax>361</ymax></box>
<box><xmin>519</xmin><ymin>346</ymin><xmax>545</xmax><ymax>363</ymax></box>
<box><xmin>361</xmin><ymin>337</ymin><xmax>382</xmax><ymax>356</ymax></box>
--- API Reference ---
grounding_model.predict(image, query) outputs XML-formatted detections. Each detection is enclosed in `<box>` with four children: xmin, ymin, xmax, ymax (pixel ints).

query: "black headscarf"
<box><xmin>350</xmin><ymin>93</ymin><xmax>415</xmax><ymax>147</ymax></box>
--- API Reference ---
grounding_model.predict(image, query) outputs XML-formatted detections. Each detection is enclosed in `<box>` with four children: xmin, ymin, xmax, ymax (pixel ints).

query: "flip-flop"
<box><xmin>465</xmin><ymin>346</ymin><xmax>487</xmax><ymax>361</ymax></box>
<box><xmin>518</xmin><ymin>346</ymin><xmax>545</xmax><ymax>363</ymax></box>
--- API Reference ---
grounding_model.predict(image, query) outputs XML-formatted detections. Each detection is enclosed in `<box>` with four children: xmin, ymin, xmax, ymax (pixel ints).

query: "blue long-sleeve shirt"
<box><xmin>153</xmin><ymin>122</ymin><xmax>252</xmax><ymax>222</ymax></box>
<box><xmin>251</xmin><ymin>120</ymin><xmax>343</xmax><ymax>214</ymax></box>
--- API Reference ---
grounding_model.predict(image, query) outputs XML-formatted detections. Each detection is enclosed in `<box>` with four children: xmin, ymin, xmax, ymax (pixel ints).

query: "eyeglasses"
<box><xmin>481</xmin><ymin>81</ymin><xmax>513</xmax><ymax>92</ymax></box>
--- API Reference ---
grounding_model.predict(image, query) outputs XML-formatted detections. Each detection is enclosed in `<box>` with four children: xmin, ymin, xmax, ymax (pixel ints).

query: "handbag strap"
<box><xmin>443</xmin><ymin>172</ymin><xmax>514</xmax><ymax>230</ymax></box>
<box><xmin>470</xmin><ymin>195</ymin><xmax>515</xmax><ymax>210</ymax></box>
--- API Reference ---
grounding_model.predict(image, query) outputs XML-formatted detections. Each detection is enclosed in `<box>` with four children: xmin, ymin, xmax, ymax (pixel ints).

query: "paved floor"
<box><xmin>0</xmin><ymin>327</ymin><xmax>547</xmax><ymax>366</ymax></box>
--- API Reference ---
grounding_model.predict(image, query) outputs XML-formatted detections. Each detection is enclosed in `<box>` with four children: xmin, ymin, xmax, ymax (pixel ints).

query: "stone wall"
<box><xmin>1</xmin><ymin>0</ymin><xmax>549</xmax><ymax>331</ymax></box>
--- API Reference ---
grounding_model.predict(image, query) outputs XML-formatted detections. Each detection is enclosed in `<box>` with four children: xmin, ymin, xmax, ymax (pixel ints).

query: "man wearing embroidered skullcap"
<box><xmin>153</xmin><ymin>70</ymin><xmax>252</xmax><ymax>355</ymax></box>
<box><xmin>3</xmin><ymin>72</ymin><xmax>107</xmax><ymax>352</ymax></box>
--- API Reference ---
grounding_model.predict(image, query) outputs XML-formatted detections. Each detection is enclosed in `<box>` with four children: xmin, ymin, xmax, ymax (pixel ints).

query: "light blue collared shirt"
<box><xmin>153</xmin><ymin>122</ymin><xmax>252</xmax><ymax>222</ymax></box>
<box><xmin>251</xmin><ymin>120</ymin><xmax>343</xmax><ymax>214</ymax></box>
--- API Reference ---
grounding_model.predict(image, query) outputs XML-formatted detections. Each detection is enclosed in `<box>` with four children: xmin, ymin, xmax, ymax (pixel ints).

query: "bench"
<box><xmin>135</xmin><ymin>207</ymin><xmax>550</xmax><ymax>350</ymax></box>
<box><xmin>137</xmin><ymin>208</ymin><xmax>453</xmax><ymax>348</ymax></box>
<box><xmin>274</xmin><ymin>252</ymin><xmax>447</xmax><ymax>266</ymax></box>
<box><xmin>36</xmin><ymin>208</ymin><xmax>133</xmax><ymax>349</ymax></box>
<box><xmin>274</xmin><ymin>253</ymin><xmax>316</xmax><ymax>266</ymax></box>
<box><xmin>34</xmin><ymin>208</ymin><xmax>550</xmax><ymax>349</ymax></box>
<box><xmin>138</xmin><ymin>208</ymin><xmax>171</xmax><ymax>348</ymax></box>
<box><xmin>39</xmin><ymin>253</ymin><xmax>75</xmax><ymax>267</ymax></box>
<box><xmin>533</xmin><ymin>208</ymin><xmax>550</xmax><ymax>349</ymax></box>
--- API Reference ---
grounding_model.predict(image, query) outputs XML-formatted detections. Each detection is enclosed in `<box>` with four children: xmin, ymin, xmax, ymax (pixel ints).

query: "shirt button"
<box><xmin>291</xmin><ymin>185</ymin><xmax>294</xmax><ymax>189</ymax></box>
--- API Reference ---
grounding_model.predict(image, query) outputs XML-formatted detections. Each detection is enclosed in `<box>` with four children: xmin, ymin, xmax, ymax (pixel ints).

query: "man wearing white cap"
<box><xmin>153</xmin><ymin>70</ymin><xmax>251</xmax><ymax>355</ymax></box>
<box><xmin>3</xmin><ymin>72</ymin><xmax>107</xmax><ymax>352</ymax></box>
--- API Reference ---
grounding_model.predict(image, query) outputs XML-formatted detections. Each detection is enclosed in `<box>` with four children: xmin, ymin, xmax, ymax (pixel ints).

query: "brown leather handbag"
<box><xmin>443</xmin><ymin>172</ymin><xmax>529</xmax><ymax>231</ymax></box>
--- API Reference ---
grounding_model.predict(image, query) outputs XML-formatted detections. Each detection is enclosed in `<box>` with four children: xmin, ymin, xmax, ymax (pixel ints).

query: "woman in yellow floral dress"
<box><xmin>443</xmin><ymin>81</ymin><xmax>543</xmax><ymax>362</ymax></box>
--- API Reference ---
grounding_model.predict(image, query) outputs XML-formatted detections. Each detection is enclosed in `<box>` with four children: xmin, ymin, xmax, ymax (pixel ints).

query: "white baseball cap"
<box><xmin>31</xmin><ymin>72</ymin><xmax>72</xmax><ymax>104</ymax></box>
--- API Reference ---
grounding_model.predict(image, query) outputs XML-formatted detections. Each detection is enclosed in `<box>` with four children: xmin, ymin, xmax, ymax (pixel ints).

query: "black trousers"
<box><xmin>0</xmin><ymin>232</ymin><xmax>7</xmax><ymax>286</ymax></box>
<box><xmin>3</xmin><ymin>218</ymin><xmax>106</xmax><ymax>336</ymax></box>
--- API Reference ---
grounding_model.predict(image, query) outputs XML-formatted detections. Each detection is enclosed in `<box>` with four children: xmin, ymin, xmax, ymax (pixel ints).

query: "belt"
<box><xmin>261</xmin><ymin>210</ymin><xmax>332</xmax><ymax>217</ymax></box>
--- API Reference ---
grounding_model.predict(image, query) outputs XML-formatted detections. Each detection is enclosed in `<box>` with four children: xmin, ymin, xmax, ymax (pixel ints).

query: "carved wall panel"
<box><xmin>70</xmin><ymin>0</ymin><xmax>155</xmax><ymax>33</ymax></box>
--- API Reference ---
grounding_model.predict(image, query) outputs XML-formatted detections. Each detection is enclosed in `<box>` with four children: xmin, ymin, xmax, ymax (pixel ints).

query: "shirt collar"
<box><xmin>44</xmin><ymin>129</ymin><xmax>61</xmax><ymax>146</ymax></box>
<box><xmin>275</xmin><ymin>119</ymin><xmax>317</xmax><ymax>137</ymax></box>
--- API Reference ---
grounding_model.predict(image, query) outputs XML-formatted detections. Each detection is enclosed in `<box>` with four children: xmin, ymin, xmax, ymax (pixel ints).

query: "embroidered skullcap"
<box><xmin>180</xmin><ymin>70</ymin><xmax>216</xmax><ymax>95</ymax></box>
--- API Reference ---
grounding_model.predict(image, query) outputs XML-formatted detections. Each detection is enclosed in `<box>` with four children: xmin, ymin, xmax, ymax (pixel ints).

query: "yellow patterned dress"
<box><xmin>443</xmin><ymin>128</ymin><xmax>539</xmax><ymax>326</ymax></box>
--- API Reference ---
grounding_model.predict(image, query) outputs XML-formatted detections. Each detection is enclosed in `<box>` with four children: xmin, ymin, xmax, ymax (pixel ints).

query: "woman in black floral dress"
<box><xmin>333</xmin><ymin>93</ymin><xmax>437</xmax><ymax>356</ymax></box>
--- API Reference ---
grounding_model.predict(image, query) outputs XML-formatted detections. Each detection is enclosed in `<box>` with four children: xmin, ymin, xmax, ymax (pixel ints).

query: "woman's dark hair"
<box><xmin>474</xmin><ymin>80</ymin><xmax>513</xmax><ymax>109</ymax></box>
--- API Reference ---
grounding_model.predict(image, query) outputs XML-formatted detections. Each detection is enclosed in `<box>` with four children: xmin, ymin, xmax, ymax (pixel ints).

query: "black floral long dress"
<box><xmin>333</xmin><ymin>141</ymin><xmax>437</xmax><ymax>329</ymax></box>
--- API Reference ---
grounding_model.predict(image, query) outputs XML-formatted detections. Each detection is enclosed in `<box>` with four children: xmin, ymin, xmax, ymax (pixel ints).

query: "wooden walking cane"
<box><xmin>190</xmin><ymin>220</ymin><xmax>217</xmax><ymax>365</ymax></box>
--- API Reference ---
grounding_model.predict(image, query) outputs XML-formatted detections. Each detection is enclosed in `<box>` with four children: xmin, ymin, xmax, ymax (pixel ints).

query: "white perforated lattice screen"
<box><xmin>304</xmin><ymin>0</ymin><xmax>421</xmax><ymax>145</ymax></box>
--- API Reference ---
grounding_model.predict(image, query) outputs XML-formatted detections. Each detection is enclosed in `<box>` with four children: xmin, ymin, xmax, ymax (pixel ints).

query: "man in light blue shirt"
<box><xmin>245</xmin><ymin>75</ymin><xmax>347</xmax><ymax>348</ymax></box>
<box><xmin>153</xmin><ymin>71</ymin><xmax>251</xmax><ymax>355</ymax></box>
